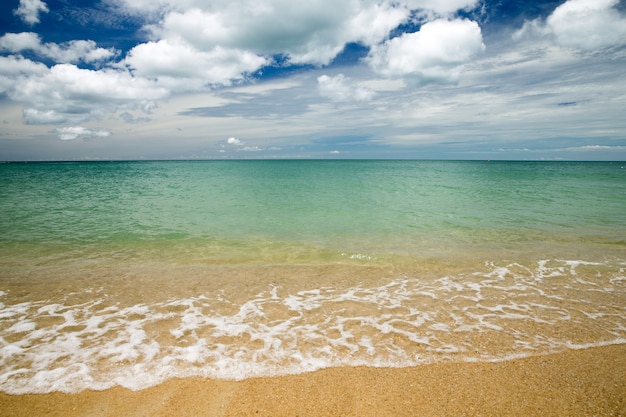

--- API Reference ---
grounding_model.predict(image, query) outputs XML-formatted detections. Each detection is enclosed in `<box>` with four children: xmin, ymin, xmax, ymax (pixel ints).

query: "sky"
<box><xmin>0</xmin><ymin>0</ymin><xmax>625</xmax><ymax>161</ymax></box>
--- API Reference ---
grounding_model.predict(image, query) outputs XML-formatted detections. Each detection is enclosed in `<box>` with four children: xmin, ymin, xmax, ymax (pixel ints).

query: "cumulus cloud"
<box><xmin>125</xmin><ymin>39</ymin><xmax>268</xmax><ymax>90</ymax></box>
<box><xmin>9</xmin><ymin>64</ymin><xmax>168</xmax><ymax>124</ymax></box>
<box><xmin>342</xmin><ymin>3</ymin><xmax>407</xmax><ymax>47</ymax></box>
<box><xmin>317</xmin><ymin>74</ymin><xmax>375</xmax><ymax>102</ymax></box>
<box><xmin>14</xmin><ymin>0</ymin><xmax>49</xmax><ymax>25</ymax></box>
<box><xmin>227</xmin><ymin>137</ymin><xmax>243</xmax><ymax>145</ymax></box>
<box><xmin>367</xmin><ymin>18</ymin><xmax>485</xmax><ymax>83</ymax></box>
<box><xmin>224</xmin><ymin>136</ymin><xmax>263</xmax><ymax>151</ymax></box>
<box><xmin>55</xmin><ymin>126</ymin><xmax>112</xmax><ymax>140</ymax></box>
<box><xmin>513</xmin><ymin>0</ymin><xmax>626</xmax><ymax>50</ymax></box>
<box><xmin>0</xmin><ymin>32</ymin><xmax>41</xmax><ymax>51</ymax></box>
<box><xmin>41</xmin><ymin>40</ymin><xmax>118</xmax><ymax>64</ymax></box>
<box><xmin>0</xmin><ymin>32</ymin><xmax>118</xmax><ymax>64</ymax></box>
<box><xmin>548</xmin><ymin>0</ymin><xmax>626</xmax><ymax>49</ymax></box>
<box><xmin>123</xmin><ymin>0</ymin><xmax>411</xmax><ymax>66</ymax></box>
<box><xmin>0</xmin><ymin>55</ymin><xmax>47</xmax><ymax>93</ymax></box>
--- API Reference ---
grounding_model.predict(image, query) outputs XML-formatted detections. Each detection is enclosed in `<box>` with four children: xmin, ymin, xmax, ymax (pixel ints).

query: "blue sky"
<box><xmin>1</xmin><ymin>0</ymin><xmax>625</xmax><ymax>160</ymax></box>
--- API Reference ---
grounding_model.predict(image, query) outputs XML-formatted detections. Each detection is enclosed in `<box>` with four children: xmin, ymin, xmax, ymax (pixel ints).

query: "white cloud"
<box><xmin>55</xmin><ymin>126</ymin><xmax>112</xmax><ymax>141</ymax></box>
<box><xmin>14</xmin><ymin>0</ymin><xmax>49</xmax><ymax>25</ymax></box>
<box><xmin>0</xmin><ymin>55</ymin><xmax>47</xmax><ymax>94</ymax></box>
<box><xmin>224</xmin><ymin>136</ymin><xmax>263</xmax><ymax>151</ymax></box>
<box><xmin>367</xmin><ymin>18</ymin><xmax>485</xmax><ymax>83</ymax></box>
<box><xmin>42</xmin><ymin>40</ymin><xmax>118</xmax><ymax>64</ymax></box>
<box><xmin>317</xmin><ymin>74</ymin><xmax>375</xmax><ymax>102</ymax></box>
<box><xmin>0</xmin><ymin>54</ymin><xmax>48</xmax><ymax>77</ymax></box>
<box><xmin>513</xmin><ymin>0</ymin><xmax>626</xmax><ymax>50</ymax></box>
<box><xmin>343</xmin><ymin>3</ymin><xmax>408</xmax><ymax>47</ymax></box>
<box><xmin>0</xmin><ymin>33</ymin><xmax>118</xmax><ymax>64</ymax></box>
<box><xmin>0</xmin><ymin>32</ymin><xmax>41</xmax><ymax>52</ymax></box>
<box><xmin>572</xmin><ymin>145</ymin><xmax>626</xmax><ymax>151</ymax></box>
<box><xmin>23</xmin><ymin>108</ymin><xmax>67</xmax><ymax>124</ymax></box>
<box><xmin>125</xmin><ymin>39</ymin><xmax>268</xmax><ymax>90</ymax></box>
<box><xmin>227</xmin><ymin>137</ymin><xmax>243</xmax><ymax>145</ymax></box>
<box><xmin>548</xmin><ymin>0</ymin><xmax>626</xmax><ymax>49</ymax></box>
<box><xmin>116</xmin><ymin>0</ymin><xmax>485</xmax><ymax>67</ymax></box>
<box><xmin>140</xmin><ymin>1</ymin><xmax>409</xmax><ymax>67</ymax></box>
<box><xmin>9</xmin><ymin>64</ymin><xmax>168</xmax><ymax>124</ymax></box>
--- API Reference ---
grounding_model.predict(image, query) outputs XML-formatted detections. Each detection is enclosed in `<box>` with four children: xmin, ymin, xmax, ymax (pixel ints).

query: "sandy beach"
<box><xmin>1</xmin><ymin>344</ymin><xmax>624</xmax><ymax>416</ymax></box>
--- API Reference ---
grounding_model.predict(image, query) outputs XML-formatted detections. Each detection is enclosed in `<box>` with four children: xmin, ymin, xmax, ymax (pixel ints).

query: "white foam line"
<box><xmin>1</xmin><ymin>258</ymin><xmax>625</xmax><ymax>394</ymax></box>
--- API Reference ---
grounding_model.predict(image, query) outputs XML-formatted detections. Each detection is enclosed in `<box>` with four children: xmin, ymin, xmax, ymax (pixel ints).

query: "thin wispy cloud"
<box><xmin>56</xmin><ymin>126</ymin><xmax>111</xmax><ymax>141</ymax></box>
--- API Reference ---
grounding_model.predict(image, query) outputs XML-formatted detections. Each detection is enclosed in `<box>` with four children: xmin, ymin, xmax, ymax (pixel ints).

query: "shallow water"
<box><xmin>1</xmin><ymin>160</ymin><xmax>625</xmax><ymax>393</ymax></box>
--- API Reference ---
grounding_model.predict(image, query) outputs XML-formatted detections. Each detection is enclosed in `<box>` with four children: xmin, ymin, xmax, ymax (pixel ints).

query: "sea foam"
<box><xmin>1</xmin><ymin>259</ymin><xmax>625</xmax><ymax>394</ymax></box>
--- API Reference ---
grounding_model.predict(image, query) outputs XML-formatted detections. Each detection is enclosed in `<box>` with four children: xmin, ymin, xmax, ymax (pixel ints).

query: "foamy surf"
<box><xmin>1</xmin><ymin>259</ymin><xmax>624</xmax><ymax>394</ymax></box>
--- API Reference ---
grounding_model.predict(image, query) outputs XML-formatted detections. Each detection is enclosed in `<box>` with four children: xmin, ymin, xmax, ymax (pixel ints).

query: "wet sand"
<box><xmin>1</xmin><ymin>344</ymin><xmax>625</xmax><ymax>416</ymax></box>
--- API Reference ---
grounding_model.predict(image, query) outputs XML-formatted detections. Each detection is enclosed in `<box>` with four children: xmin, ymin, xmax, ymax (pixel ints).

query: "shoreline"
<box><xmin>1</xmin><ymin>344</ymin><xmax>624</xmax><ymax>416</ymax></box>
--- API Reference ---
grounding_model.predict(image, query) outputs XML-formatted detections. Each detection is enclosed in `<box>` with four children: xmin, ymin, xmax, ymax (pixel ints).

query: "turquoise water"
<box><xmin>1</xmin><ymin>160</ymin><xmax>625</xmax><ymax>393</ymax></box>
<box><xmin>2</xmin><ymin>160</ymin><xmax>624</xmax><ymax>260</ymax></box>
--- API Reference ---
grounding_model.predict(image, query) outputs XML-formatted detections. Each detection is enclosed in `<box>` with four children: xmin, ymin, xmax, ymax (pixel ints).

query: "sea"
<box><xmin>1</xmin><ymin>160</ymin><xmax>625</xmax><ymax>394</ymax></box>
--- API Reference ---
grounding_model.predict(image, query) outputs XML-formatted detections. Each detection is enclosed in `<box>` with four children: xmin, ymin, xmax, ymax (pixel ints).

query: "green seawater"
<box><xmin>1</xmin><ymin>160</ymin><xmax>625</xmax><ymax>263</ymax></box>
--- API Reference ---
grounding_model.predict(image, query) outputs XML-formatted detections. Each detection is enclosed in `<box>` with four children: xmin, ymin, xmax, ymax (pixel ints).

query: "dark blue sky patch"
<box><xmin>0</xmin><ymin>0</ymin><xmax>145</xmax><ymax>53</ymax></box>
<box><xmin>478</xmin><ymin>0</ymin><xmax>565</xmax><ymax>36</ymax></box>
<box><xmin>388</xmin><ymin>11</ymin><xmax>424</xmax><ymax>39</ymax></box>
<box><xmin>42</xmin><ymin>1</ymin><xmax>145</xmax><ymax>50</ymax></box>
<box><xmin>0</xmin><ymin>1</ymin><xmax>28</xmax><ymax>32</ymax></box>
<box><xmin>252</xmin><ymin>55</ymin><xmax>315</xmax><ymax>81</ymax></box>
<box><xmin>329</xmin><ymin>43</ymin><xmax>370</xmax><ymax>67</ymax></box>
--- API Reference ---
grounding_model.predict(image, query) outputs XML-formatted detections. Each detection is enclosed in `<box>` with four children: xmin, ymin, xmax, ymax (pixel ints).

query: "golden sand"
<box><xmin>1</xmin><ymin>344</ymin><xmax>624</xmax><ymax>417</ymax></box>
